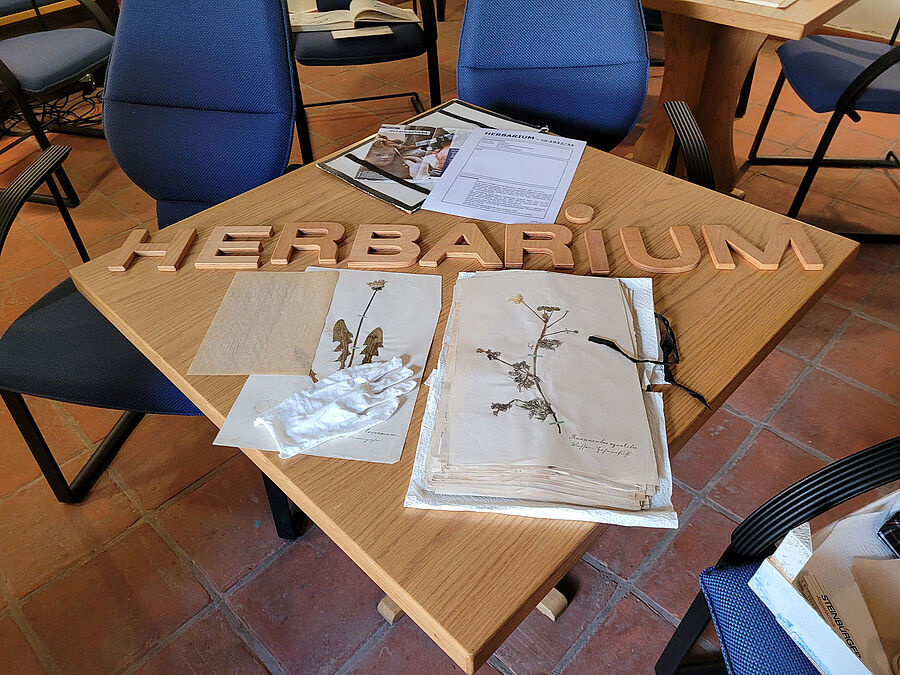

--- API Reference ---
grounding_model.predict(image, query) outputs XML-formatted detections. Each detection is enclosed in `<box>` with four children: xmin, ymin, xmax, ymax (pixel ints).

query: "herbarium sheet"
<box><xmin>429</xmin><ymin>271</ymin><xmax>658</xmax><ymax>505</ymax></box>
<box><xmin>216</xmin><ymin>268</ymin><xmax>442</xmax><ymax>463</ymax></box>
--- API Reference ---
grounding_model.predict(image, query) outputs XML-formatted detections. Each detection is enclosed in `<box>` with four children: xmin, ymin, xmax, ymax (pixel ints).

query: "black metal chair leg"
<box><xmin>436</xmin><ymin>0</ymin><xmax>445</xmax><ymax>21</ymax></box>
<box><xmin>45</xmin><ymin>173</ymin><xmax>89</xmax><ymax>263</ymax></box>
<box><xmin>426</xmin><ymin>52</ymin><xmax>442</xmax><ymax>108</ymax></box>
<box><xmin>1</xmin><ymin>389</ymin><xmax>143</xmax><ymax>503</ymax></box>
<box><xmin>292</xmin><ymin>66</ymin><xmax>315</xmax><ymax>165</ymax></box>
<box><xmin>0</xmin><ymin>83</ymin><xmax>81</xmax><ymax>208</ymax></box>
<box><xmin>655</xmin><ymin>592</ymin><xmax>715</xmax><ymax>674</ymax></box>
<box><xmin>735</xmin><ymin>57</ymin><xmax>756</xmax><ymax>119</ymax></box>
<box><xmin>262</xmin><ymin>472</ymin><xmax>309</xmax><ymax>540</ymax></box>
<box><xmin>748</xmin><ymin>70</ymin><xmax>784</xmax><ymax>163</ymax></box>
<box><xmin>420</xmin><ymin>0</ymin><xmax>441</xmax><ymax>107</ymax></box>
<box><xmin>787</xmin><ymin>108</ymin><xmax>844</xmax><ymax>219</ymax></box>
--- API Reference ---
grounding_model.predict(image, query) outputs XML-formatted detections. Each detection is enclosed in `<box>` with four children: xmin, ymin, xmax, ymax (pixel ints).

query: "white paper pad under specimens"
<box><xmin>423</xmin><ymin>129</ymin><xmax>586</xmax><ymax>224</ymax></box>
<box><xmin>215</xmin><ymin>269</ymin><xmax>441</xmax><ymax>463</ymax></box>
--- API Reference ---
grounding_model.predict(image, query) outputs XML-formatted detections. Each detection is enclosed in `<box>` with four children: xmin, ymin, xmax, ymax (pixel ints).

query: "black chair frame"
<box><xmin>663</xmin><ymin>100</ymin><xmax>717</xmax><ymax>191</ymax></box>
<box><xmin>0</xmin><ymin>145</ymin><xmax>138</xmax><ymax>506</ymax></box>
<box><xmin>655</xmin><ymin>436</ymin><xmax>900</xmax><ymax>674</ymax></box>
<box><xmin>0</xmin><ymin>148</ymin><xmax>311</xmax><ymax>541</ymax></box>
<box><xmin>748</xmin><ymin>25</ymin><xmax>900</xmax><ymax>231</ymax></box>
<box><xmin>0</xmin><ymin>0</ymin><xmax>116</xmax><ymax>208</ymax></box>
<box><xmin>292</xmin><ymin>0</ymin><xmax>441</xmax><ymax>164</ymax></box>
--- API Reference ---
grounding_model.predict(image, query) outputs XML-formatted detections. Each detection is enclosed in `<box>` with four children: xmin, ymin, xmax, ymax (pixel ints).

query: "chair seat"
<box><xmin>778</xmin><ymin>36</ymin><xmax>900</xmax><ymax>114</ymax></box>
<box><xmin>294</xmin><ymin>23</ymin><xmax>426</xmax><ymax>66</ymax></box>
<box><xmin>700</xmin><ymin>562</ymin><xmax>818</xmax><ymax>675</ymax></box>
<box><xmin>0</xmin><ymin>279</ymin><xmax>200</xmax><ymax>415</ymax></box>
<box><xmin>0</xmin><ymin>28</ymin><xmax>113</xmax><ymax>95</ymax></box>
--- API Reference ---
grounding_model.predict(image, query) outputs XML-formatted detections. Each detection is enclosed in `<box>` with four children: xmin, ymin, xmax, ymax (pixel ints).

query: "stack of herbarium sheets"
<box><xmin>422</xmin><ymin>271</ymin><xmax>660</xmax><ymax>511</ymax></box>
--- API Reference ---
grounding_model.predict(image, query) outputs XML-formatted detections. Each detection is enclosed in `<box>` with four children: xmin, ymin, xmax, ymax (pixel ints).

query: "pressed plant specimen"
<box><xmin>331</xmin><ymin>279</ymin><xmax>386</xmax><ymax>370</ymax></box>
<box><xmin>476</xmin><ymin>294</ymin><xmax>577</xmax><ymax>433</ymax></box>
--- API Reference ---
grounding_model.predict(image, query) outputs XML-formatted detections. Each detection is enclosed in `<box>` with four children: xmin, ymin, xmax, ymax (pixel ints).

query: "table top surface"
<box><xmin>71</xmin><ymin>133</ymin><xmax>857</xmax><ymax>673</ymax></box>
<box><xmin>643</xmin><ymin>0</ymin><xmax>860</xmax><ymax>39</ymax></box>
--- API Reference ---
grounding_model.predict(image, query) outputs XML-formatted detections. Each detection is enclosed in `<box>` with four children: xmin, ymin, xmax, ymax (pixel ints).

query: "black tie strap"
<box><xmin>588</xmin><ymin>312</ymin><xmax>711</xmax><ymax>409</ymax></box>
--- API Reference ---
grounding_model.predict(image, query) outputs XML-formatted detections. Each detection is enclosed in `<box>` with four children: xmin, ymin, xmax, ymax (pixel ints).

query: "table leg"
<box><xmin>377</xmin><ymin>595</ymin><xmax>406</xmax><ymax>624</ymax></box>
<box><xmin>261</xmin><ymin>472</ymin><xmax>309</xmax><ymax>540</ymax></box>
<box><xmin>633</xmin><ymin>13</ymin><xmax>767</xmax><ymax>192</ymax></box>
<box><xmin>537</xmin><ymin>586</ymin><xmax>569</xmax><ymax>621</ymax></box>
<box><xmin>376</xmin><ymin>584</ymin><xmax>570</xmax><ymax>628</ymax></box>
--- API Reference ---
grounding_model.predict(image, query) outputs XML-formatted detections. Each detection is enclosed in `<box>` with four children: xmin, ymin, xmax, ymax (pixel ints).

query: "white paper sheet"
<box><xmin>215</xmin><ymin>269</ymin><xmax>442</xmax><ymax>463</ymax></box>
<box><xmin>422</xmin><ymin>129</ymin><xmax>586</xmax><ymax>224</ymax></box>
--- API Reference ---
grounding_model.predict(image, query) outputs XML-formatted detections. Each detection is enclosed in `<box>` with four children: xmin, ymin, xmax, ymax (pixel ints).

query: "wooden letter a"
<box><xmin>702</xmin><ymin>223</ymin><xmax>823</xmax><ymax>271</ymax></box>
<box><xmin>419</xmin><ymin>222</ymin><xmax>501</xmax><ymax>269</ymax></box>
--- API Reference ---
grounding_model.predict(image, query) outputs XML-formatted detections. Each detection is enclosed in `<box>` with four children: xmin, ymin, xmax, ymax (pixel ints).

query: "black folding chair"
<box><xmin>656</xmin><ymin>436</ymin><xmax>900</xmax><ymax>674</ymax></box>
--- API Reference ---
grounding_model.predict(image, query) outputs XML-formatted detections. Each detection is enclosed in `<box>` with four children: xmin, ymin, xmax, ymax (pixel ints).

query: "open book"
<box><xmin>290</xmin><ymin>0</ymin><xmax>420</xmax><ymax>32</ymax></box>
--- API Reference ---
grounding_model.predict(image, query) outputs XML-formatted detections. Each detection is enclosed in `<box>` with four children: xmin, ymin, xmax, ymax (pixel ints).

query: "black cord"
<box><xmin>1</xmin><ymin>86</ymin><xmax>103</xmax><ymax>137</ymax></box>
<box><xmin>588</xmin><ymin>312</ymin><xmax>712</xmax><ymax>410</ymax></box>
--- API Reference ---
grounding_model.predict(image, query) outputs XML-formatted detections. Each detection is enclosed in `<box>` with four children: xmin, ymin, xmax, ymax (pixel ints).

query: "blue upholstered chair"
<box><xmin>0</xmin><ymin>0</ymin><xmax>116</xmax><ymax>207</ymax></box>
<box><xmin>457</xmin><ymin>0</ymin><xmax>649</xmax><ymax>151</ymax></box>
<box><xmin>0</xmin><ymin>0</ymin><xmax>303</xmax><ymax>541</ymax></box>
<box><xmin>292</xmin><ymin>0</ymin><xmax>441</xmax><ymax>164</ymax></box>
<box><xmin>655</xmin><ymin>437</ymin><xmax>900</xmax><ymax>674</ymax></box>
<box><xmin>748</xmin><ymin>21</ymin><xmax>900</xmax><ymax>222</ymax></box>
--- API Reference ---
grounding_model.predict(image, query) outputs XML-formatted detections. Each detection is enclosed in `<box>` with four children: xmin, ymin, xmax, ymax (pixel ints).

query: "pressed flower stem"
<box><xmin>532</xmin><ymin>311</ymin><xmax>562</xmax><ymax>434</ymax></box>
<box><xmin>347</xmin><ymin>287</ymin><xmax>380</xmax><ymax>368</ymax></box>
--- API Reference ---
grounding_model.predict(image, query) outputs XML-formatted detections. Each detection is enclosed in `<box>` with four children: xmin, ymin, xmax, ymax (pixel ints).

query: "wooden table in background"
<box><xmin>635</xmin><ymin>0</ymin><xmax>860</xmax><ymax>191</ymax></box>
<box><xmin>71</xmin><ymin>126</ymin><xmax>857</xmax><ymax>672</ymax></box>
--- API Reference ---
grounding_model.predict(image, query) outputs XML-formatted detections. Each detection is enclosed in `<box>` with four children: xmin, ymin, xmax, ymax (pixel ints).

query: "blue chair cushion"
<box><xmin>458</xmin><ymin>62</ymin><xmax>649</xmax><ymax>150</ymax></box>
<box><xmin>0</xmin><ymin>279</ymin><xmax>200</xmax><ymax>415</ymax></box>
<box><xmin>0</xmin><ymin>28</ymin><xmax>113</xmax><ymax>95</ymax></box>
<box><xmin>456</xmin><ymin>0</ymin><xmax>649</xmax><ymax>151</ymax></box>
<box><xmin>777</xmin><ymin>36</ymin><xmax>900</xmax><ymax>114</ymax></box>
<box><xmin>699</xmin><ymin>562</ymin><xmax>818</xmax><ymax>675</ymax></box>
<box><xmin>294</xmin><ymin>23</ymin><xmax>427</xmax><ymax>66</ymax></box>
<box><xmin>102</xmin><ymin>0</ymin><xmax>294</xmax><ymax>222</ymax></box>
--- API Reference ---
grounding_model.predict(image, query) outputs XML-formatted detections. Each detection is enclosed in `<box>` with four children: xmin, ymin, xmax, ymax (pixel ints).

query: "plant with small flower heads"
<box><xmin>476</xmin><ymin>294</ymin><xmax>577</xmax><ymax>434</ymax></box>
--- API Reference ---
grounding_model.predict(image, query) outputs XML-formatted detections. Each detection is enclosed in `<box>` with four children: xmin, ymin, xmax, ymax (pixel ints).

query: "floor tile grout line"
<box><xmin>332</xmin><ymin>622</ymin><xmax>394</xmax><ymax>675</ymax></box>
<box><xmin>217</xmin><ymin>601</ymin><xmax>284</xmax><ymax>675</ymax></box>
<box><xmin>487</xmin><ymin>653</ymin><xmax>517</xmax><ymax>675</ymax></box>
<box><xmin>105</xmin><ymin>465</ymin><xmax>288</xmax><ymax>675</ymax></box>
<box><xmin>548</xmin><ymin>583</ymin><xmax>631</xmax><ymax>675</ymax></box>
<box><xmin>0</xmin><ymin>452</ymin><xmax>265</xmax><ymax>669</ymax></box>
<box><xmin>720</xmin><ymin>404</ymin><xmax>840</xmax><ymax>464</ymax></box>
<box><xmin>556</xmin><ymin>489</ymin><xmax>724</xmax><ymax>671</ymax></box>
<box><xmin>121</xmin><ymin>602</ymin><xmax>220</xmax><ymax>674</ymax></box>
<box><xmin>0</xmin><ymin>568</ymin><xmax>61</xmax><ymax>674</ymax></box>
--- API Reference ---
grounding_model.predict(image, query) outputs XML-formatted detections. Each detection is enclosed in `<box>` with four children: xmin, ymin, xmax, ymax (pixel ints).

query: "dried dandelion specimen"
<box><xmin>330</xmin><ymin>279</ymin><xmax>387</xmax><ymax>369</ymax></box>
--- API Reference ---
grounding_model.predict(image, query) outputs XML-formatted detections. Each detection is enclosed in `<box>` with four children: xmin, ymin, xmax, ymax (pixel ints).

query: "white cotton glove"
<box><xmin>254</xmin><ymin>357</ymin><xmax>415</xmax><ymax>458</ymax></box>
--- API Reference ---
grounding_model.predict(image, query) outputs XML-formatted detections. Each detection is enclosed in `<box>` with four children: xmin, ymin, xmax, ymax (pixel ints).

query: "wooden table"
<box><xmin>634</xmin><ymin>0</ymin><xmax>859</xmax><ymax>191</ymax></box>
<box><xmin>70</xmin><ymin>140</ymin><xmax>857</xmax><ymax>672</ymax></box>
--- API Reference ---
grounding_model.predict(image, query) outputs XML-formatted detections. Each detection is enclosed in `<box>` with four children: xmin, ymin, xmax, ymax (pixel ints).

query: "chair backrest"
<box><xmin>456</xmin><ymin>0</ymin><xmax>649</xmax><ymax>151</ymax></box>
<box><xmin>663</xmin><ymin>101</ymin><xmax>717</xmax><ymax>191</ymax></box>
<box><xmin>723</xmin><ymin>436</ymin><xmax>900</xmax><ymax>564</ymax></box>
<box><xmin>102</xmin><ymin>0</ymin><xmax>295</xmax><ymax>228</ymax></box>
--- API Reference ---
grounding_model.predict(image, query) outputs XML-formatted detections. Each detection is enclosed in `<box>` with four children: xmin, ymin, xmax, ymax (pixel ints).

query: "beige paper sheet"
<box><xmin>853</xmin><ymin>557</ymin><xmax>900</xmax><ymax>662</ymax></box>
<box><xmin>188</xmin><ymin>271</ymin><xmax>339</xmax><ymax>375</ymax></box>
<box><xmin>446</xmin><ymin>272</ymin><xmax>657</xmax><ymax>487</ymax></box>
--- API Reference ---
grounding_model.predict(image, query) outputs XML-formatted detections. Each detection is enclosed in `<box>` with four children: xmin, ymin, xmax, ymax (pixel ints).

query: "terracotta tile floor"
<box><xmin>1</xmin><ymin>6</ymin><xmax>899</xmax><ymax>673</ymax></box>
